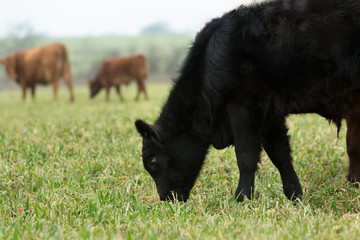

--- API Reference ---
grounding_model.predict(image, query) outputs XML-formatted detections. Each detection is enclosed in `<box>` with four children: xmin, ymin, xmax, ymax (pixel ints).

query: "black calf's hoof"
<box><xmin>347</xmin><ymin>175</ymin><xmax>360</xmax><ymax>188</ymax></box>
<box><xmin>283</xmin><ymin>183</ymin><xmax>303</xmax><ymax>201</ymax></box>
<box><xmin>235</xmin><ymin>190</ymin><xmax>252</xmax><ymax>202</ymax></box>
<box><xmin>235</xmin><ymin>194</ymin><xmax>245</xmax><ymax>202</ymax></box>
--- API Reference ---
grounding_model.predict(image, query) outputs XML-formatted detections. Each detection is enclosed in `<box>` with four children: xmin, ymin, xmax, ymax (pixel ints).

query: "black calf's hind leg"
<box><xmin>345</xmin><ymin>112</ymin><xmax>360</xmax><ymax>187</ymax></box>
<box><xmin>229</xmin><ymin>107</ymin><xmax>262</xmax><ymax>202</ymax></box>
<box><xmin>262</xmin><ymin>120</ymin><xmax>303</xmax><ymax>201</ymax></box>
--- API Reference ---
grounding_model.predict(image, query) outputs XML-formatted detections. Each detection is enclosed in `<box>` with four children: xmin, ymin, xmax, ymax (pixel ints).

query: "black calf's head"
<box><xmin>135</xmin><ymin>119</ymin><xmax>209</xmax><ymax>202</ymax></box>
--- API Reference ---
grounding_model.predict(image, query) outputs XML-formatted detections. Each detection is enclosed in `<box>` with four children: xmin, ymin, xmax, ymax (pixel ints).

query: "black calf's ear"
<box><xmin>135</xmin><ymin>119</ymin><xmax>160</xmax><ymax>140</ymax></box>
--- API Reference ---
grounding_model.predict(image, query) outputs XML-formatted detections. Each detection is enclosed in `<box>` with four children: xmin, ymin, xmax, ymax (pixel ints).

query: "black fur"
<box><xmin>135</xmin><ymin>0</ymin><xmax>360</xmax><ymax>202</ymax></box>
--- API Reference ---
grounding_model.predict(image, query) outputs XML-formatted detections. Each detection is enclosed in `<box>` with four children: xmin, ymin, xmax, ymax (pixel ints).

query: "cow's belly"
<box><xmin>113</xmin><ymin>76</ymin><xmax>133</xmax><ymax>85</ymax></box>
<box><xmin>288</xmin><ymin>88</ymin><xmax>360</xmax><ymax>120</ymax></box>
<box><xmin>29</xmin><ymin>69</ymin><xmax>53</xmax><ymax>84</ymax></box>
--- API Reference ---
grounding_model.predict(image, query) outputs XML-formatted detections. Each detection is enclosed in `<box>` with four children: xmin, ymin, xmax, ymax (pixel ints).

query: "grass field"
<box><xmin>0</xmin><ymin>83</ymin><xmax>359</xmax><ymax>239</ymax></box>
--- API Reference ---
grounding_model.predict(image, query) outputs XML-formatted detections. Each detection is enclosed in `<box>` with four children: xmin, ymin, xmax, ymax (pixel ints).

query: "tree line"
<box><xmin>0</xmin><ymin>30</ymin><xmax>192</xmax><ymax>88</ymax></box>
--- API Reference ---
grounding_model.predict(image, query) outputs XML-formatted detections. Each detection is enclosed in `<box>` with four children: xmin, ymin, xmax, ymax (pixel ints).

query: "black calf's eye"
<box><xmin>149</xmin><ymin>157</ymin><xmax>158</xmax><ymax>171</ymax></box>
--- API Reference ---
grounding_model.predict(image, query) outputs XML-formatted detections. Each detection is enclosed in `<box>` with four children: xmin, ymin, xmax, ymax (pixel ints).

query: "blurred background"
<box><xmin>0</xmin><ymin>0</ymin><xmax>252</xmax><ymax>89</ymax></box>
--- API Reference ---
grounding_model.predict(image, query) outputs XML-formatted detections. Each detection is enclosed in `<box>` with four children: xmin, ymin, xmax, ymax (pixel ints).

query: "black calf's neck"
<box><xmin>155</xmin><ymin>18</ymin><xmax>225</xmax><ymax>138</ymax></box>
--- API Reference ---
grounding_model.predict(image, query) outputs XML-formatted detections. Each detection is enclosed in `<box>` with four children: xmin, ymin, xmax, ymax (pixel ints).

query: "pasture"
<box><xmin>0</xmin><ymin>83</ymin><xmax>359</xmax><ymax>239</ymax></box>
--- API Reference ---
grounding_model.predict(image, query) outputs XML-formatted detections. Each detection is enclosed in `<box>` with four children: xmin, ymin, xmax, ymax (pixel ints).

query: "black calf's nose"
<box><xmin>159</xmin><ymin>191</ymin><xmax>189</xmax><ymax>202</ymax></box>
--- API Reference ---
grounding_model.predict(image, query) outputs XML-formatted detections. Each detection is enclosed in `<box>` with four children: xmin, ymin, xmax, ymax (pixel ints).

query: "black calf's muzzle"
<box><xmin>159</xmin><ymin>190</ymin><xmax>190</xmax><ymax>202</ymax></box>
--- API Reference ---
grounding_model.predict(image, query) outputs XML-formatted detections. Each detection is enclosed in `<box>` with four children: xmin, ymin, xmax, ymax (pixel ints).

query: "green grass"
<box><xmin>0</xmin><ymin>83</ymin><xmax>359</xmax><ymax>239</ymax></box>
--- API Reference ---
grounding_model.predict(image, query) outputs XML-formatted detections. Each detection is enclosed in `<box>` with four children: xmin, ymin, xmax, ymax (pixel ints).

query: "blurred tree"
<box><xmin>141</xmin><ymin>22</ymin><xmax>173</xmax><ymax>35</ymax></box>
<box><xmin>108</xmin><ymin>49</ymin><xmax>122</xmax><ymax>58</ymax></box>
<box><xmin>3</xmin><ymin>22</ymin><xmax>42</xmax><ymax>54</ymax></box>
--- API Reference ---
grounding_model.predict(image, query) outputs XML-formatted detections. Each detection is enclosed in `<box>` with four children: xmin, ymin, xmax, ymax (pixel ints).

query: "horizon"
<box><xmin>0</xmin><ymin>0</ymin><xmax>254</xmax><ymax>38</ymax></box>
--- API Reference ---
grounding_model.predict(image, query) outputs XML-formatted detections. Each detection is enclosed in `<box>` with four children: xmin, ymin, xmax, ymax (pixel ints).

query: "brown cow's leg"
<box><xmin>67</xmin><ymin>83</ymin><xmax>75</xmax><ymax>102</ymax></box>
<box><xmin>22</xmin><ymin>88</ymin><xmax>26</xmax><ymax>101</ymax></box>
<box><xmin>345</xmin><ymin>112</ymin><xmax>360</xmax><ymax>187</ymax></box>
<box><xmin>62</xmin><ymin>58</ymin><xmax>75</xmax><ymax>102</ymax></box>
<box><xmin>53</xmin><ymin>81</ymin><xmax>58</xmax><ymax>100</ymax></box>
<box><xmin>65</xmin><ymin>78</ymin><xmax>75</xmax><ymax>102</ymax></box>
<box><xmin>21</xmin><ymin>83</ymin><xmax>27</xmax><ymax>101</ymax></box>
<box><xmin>136</xmin><ymin>80</ymin><xmax>148</xmax><ymax>101</ymax></box>
<box><xmin>141</xmin><ymin>80</ymin><xmax>148</xmax><ymax>100</ymax></box>
<box><xmin>105</xmin><ymin>86</ymin><xmax>110</xmax><ymax>101</ymax></box>
<box><xmin>31</xmin><ymin>85</ymin><xmax>36</xmax><ymax>100</ymax></box>
<box><xmin>135</xmin><ymin>83</ymin><xmax>141</xmax><ymax>101</ymax></box>
<box><xmin>115</xmin><ymin>85</ymin><xmax>124</xmax><ymax>101</ymax></box>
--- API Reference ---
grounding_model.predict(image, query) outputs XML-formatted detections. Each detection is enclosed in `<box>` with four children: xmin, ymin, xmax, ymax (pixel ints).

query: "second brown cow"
<box><xmin>89</xmin><ymin>54</ymin><xmax>148</xmax><ymax>101</ymax></box>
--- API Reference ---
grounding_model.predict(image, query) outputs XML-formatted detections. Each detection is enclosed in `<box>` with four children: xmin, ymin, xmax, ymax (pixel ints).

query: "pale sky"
<box><xmin>0</xmin><ymin>0</ymin><xmax>254</xmax><ymax>37</ymax></box>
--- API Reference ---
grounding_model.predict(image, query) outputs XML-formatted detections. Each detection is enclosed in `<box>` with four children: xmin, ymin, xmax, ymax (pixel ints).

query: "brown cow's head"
<box><xmin>89</xmin><ymin>80</ymin><xmax>102</xmax><ymax>98</ymax></box>
<box><xmin>0</xmin><ymin>55</ymin><xmax>18</xmax><ymax>80</ymax></box>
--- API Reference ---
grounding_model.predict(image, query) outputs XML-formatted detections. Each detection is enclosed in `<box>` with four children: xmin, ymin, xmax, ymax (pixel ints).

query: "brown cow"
<box><xmin>89</xmin><ymin>54</ymin><xmax>148</xmax><ymax>101</ymax></box>
<box><xmin>0</xmin><ymin>43</ymin><xmax>75</xmax><ymax>101</ymax></box>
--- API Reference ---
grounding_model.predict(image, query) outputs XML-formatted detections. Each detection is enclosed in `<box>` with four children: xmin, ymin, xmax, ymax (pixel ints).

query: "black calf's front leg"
<box><xmin>229</xmin><ymin>107</ymin><xmax>262</xmax><ymax>202</ymax></box>
<box><xmin>234</xmin><ymin>148</ymin><xmax>261</xmax><ymax>202</ymax></box>
<box><xmin>262</xmin><ymin>120</ymin><xmax>303</xmax><ymax>201</ymax></box>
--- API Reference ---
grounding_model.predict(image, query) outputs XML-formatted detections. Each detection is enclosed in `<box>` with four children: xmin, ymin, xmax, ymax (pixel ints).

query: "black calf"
<box><xmin>136</xmin><ymin>0</ymin><xmax>360</xmax><ymax>202</ymax></box>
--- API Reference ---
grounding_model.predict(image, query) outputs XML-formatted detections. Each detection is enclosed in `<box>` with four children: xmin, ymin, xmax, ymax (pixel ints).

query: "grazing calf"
<box><xmin>0</xmin><ymin>43</ymin><xmax>75</xmax><ymax>101</ymax></box>
<box><xmin>135</xmin><ymin>0</ymin><xmax>360</xmax><ymax>202</ymax></box>
<box><xmin>89</xmin><ymin>54</ymin><xmax>148</xmax><ymax>101</ymax></box>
